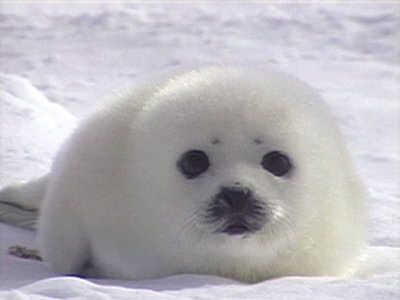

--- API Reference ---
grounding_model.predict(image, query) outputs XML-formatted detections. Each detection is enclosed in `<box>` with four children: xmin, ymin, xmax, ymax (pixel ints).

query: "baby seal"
<box><xmin>12</xmin><ymin>67</ymin><xmax>368</xmax><ymax>282</ymax></box>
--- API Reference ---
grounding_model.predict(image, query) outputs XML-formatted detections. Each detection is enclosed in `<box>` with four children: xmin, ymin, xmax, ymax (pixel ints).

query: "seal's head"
<box><xmin>127</xmin><ymin>67</ymin><xmax>365</xmax><ymax>281</ymax></box>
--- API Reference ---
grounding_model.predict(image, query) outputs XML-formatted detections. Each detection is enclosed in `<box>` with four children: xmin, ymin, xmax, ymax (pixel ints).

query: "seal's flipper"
<box><xmin>0</xmin><ymin>175</ymin><xmax>48</xmax><ymax>230</ymax></box>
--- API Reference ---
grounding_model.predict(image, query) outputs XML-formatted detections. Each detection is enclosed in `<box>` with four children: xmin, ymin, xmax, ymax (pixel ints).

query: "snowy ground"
<box><xmin>0</xmin><ymin>3</ymin><xmax>399</xmax><ymax>299</ymax></box>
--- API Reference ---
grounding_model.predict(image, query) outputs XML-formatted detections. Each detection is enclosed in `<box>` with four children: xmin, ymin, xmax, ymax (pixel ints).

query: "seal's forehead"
<box><xmin>147</xmin><ymin>67</ymin><xmax>319</xmax><ymax>114</ymax></box>
<box><xmin>134</xmin><ymin>67</ymin><xmax>326</xmax><ymax>144</ymax></box>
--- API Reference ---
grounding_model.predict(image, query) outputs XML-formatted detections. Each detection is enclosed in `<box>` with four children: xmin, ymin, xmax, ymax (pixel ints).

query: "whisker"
<box><xmin>177</xmin><ymin>205</ymin><xmax>206</xmax><ymax>238</ymax></box>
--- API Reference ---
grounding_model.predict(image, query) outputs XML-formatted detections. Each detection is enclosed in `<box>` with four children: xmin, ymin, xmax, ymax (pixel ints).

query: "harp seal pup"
<box><xmin>35</xmin><ymin>66</ymin><xmax>365</xmax><ymax>282</ymax></box>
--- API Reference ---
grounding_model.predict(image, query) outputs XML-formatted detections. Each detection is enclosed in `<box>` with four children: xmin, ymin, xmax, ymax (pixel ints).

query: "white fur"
<box><xmin>37</xmin><ymin>66</ymin><xmax>365</xmax><ymax>282</ymax></box>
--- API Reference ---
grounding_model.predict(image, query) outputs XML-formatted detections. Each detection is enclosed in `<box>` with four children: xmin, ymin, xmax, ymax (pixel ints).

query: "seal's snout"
<box><xmin>207</xmin><ymin>186</ymin><xmax>266</xmax><ymax>235</ymax></box>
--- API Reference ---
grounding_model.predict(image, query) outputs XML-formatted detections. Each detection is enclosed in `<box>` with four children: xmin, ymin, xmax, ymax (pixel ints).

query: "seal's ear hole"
<box><xmin>177</xmin><ymin>150</ymin><xmax>210</xmax><ymax>179</ymax></box>
<box><xmin>261</xmin><ymin>151</ymin><xmax>292</xmax><ymax>177</ymax></box>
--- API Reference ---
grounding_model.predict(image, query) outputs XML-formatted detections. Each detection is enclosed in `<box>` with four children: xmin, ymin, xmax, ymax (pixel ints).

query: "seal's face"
<box><xmin>130</xmin><ymin>68</ymin><xmax>332</xmax><ymax>248</ymax></box>
<box><xmin>176</xmin><ymin>148</ymin><xmax>292</xmax><ymax>236</ymax></box>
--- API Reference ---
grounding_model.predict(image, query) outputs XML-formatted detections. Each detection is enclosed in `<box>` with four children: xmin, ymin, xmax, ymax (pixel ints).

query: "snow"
<box><xmin>0</xmin><ymin>73</ymin><xmax>77</xmax><ymax>186</ymax></box>
<box><xmin>0</xmin><ymin>3</ymin><xmax>399</xmax><ymax>299</ymax></box>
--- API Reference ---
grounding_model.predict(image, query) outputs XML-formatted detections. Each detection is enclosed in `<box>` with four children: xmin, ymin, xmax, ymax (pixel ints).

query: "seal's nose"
<box><xmin>209</xmin><ymin>186</ymin><xmax>265</xmax><ymax>235</ymax></box>
<box><xmin>217</xmin><ymin>187</ymin><xmax>252</xmax><ymax>212</ymax></box>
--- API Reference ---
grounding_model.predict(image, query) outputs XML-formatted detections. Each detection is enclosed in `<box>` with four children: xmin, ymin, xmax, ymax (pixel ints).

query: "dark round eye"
<box><xmin>261</xmin><ymin>151</ymin><xmax>292</xmax><ymax>177</ymax></box>
<box><xmin>177</xmin><ymin>150</ymin><xmax>210</xmax><ymax>179</ymax></box>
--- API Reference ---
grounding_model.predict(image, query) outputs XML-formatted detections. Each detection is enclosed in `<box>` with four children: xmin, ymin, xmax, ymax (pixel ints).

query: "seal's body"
<box><xmin>36</xmin><ymin>67</ymin><xmax>365</xmax><ymax>282</ymax></box>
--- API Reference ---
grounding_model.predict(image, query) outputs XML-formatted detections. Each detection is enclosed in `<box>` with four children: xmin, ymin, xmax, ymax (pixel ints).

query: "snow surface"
<box><xmin>0</xmin><ymin>3</ymin><xmax>399</xmax><ymax>299</ymax></box>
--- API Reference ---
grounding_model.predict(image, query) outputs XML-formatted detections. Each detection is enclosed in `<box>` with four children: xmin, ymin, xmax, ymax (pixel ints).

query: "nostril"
<box><xmin>218</xmin><ymin>195</ymin><xmax>235</xmax><ymax>208</ymax></box>
<box><xmin>217</xmin><ymin>187</ymin><xmax>252</xmax><ymax>210</ymax></box>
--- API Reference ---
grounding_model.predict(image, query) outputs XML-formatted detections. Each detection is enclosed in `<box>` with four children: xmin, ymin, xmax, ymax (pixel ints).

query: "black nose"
<box><xmin>217</xmin><ymin>187</ymin><xmax>252</xmax><ymax>212</ymax></box>
<box><xmin>208</xmin><ymin>186</ymin><xmax>266</xmax><ymax>235</ymax></box>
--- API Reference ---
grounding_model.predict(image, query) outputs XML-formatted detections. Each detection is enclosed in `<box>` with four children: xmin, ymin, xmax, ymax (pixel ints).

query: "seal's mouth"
<box><xmin>222</xmin><ymin>223</ymin><xmax>251</xmax><ymax>235</ymax></box>
<box><xmin>219</xmin><ymin>218</ymin><xmax>262</xmax><ymax>235</ymax></box>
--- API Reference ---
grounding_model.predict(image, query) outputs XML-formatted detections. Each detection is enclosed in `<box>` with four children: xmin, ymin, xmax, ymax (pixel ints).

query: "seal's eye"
<box><xmin>261</xmin><ymin>151</ymin><xmax>292</xmax><ymax>177</ymax></box>
<box><xmin>177</xmin><ymin>150</ymin><xmax>210</xmax><ymax>179</ymax></box>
